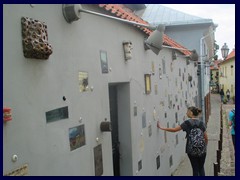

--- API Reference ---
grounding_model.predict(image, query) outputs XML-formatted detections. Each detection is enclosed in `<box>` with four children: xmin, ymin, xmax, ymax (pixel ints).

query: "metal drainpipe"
<box><xmin>200</xmin><ymin>37</ymin><xmax>205</xmax><ymax>124</ymax></box>
<box><xmin>200</xmin><ymin>32</ymin><xmax>213</xmax><ymax>124</ymax></box>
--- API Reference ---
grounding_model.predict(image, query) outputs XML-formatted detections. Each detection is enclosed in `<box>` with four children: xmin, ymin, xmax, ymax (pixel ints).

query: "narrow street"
<box><xmin>172</xmin><ymin>93</ymin><xmax>235</xmax><ymax>176</ymax></box>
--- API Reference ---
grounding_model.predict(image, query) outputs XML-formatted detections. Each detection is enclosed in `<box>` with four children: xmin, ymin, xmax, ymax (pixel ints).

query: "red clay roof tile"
<box><xmin>226</xmin><ymin>49</ymin><xmax>235</xmax><ymax>60</ymax></box>
<box><xmin>219</xmin><ymin>49</ymin><xmax>235</xmax><ymax>65</ymax></box>
<box><xmin>210</xmin><ymin>60</ymin><xmax>220</xmax><ymax>70</ymax></box>
<box><xmin>98</xmin><ymin>4</ymin><xmax>191</xmax><ymax>56</ymax></box>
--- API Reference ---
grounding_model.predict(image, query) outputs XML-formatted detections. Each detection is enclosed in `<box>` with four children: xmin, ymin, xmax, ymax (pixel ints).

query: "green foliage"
<box><xmin>214</xmin><ymin>41</ymin><xmax>219</xmax><ymax>60</ymax></box>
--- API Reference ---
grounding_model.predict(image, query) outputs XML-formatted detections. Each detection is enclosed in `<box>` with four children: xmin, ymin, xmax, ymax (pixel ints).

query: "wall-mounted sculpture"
<box><xmin>122</xmin><ymin>41</ymin><xmax>133</xmax><ymax>61</ymax></box>
<box><xmin>21</xmin><ymin>17</ymin><xmax>53</xmax><ymax>59</ymax></box>
<box><xmin>79</xmin><ymin>71</ymin><xmax>89</xmax><ymax>92</ymax></box>
<box><xmin>100</xmin><ymin>121</ymin><xmax>112</xmax><ymax>132</ymax></box>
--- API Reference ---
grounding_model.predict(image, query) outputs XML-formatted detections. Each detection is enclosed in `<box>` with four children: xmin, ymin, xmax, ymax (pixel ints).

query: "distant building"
<box><xmin>210</xmin><ymin>60</ymin><xmax>221</xmax><ymax>93</ymax></box>
<box><xmin>219</xmin><ymin>49</ymin><xmax>235</xmax><ymax>99</ymax></box>
<box><xmin>137</xmin><ymin>4</ymin><xmax>217</xmax><ymax>123</ymax></box>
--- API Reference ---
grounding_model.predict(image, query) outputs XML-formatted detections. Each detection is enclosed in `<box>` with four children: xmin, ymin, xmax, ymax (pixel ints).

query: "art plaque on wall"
<box><xmin>69</xmin><ymin>124</ymin><xmax>86</xmax><ymax>151</ymax></box>
<box><xmin>79</xmin><ymin>71</ymin><xmax>89</xmax><ymax>92</ymax></box>
<box><xmin>156</xmin><ymin>155</ymin><xmax>160</xmax><ymax>169</ymax></box>
<box><xmin>100</xmin><ymin>50</ymin><xmax>108</xmax><ymax>73</ymax></box>
<box><xmin>46</xmin><ymin>106</ymin><xmax>68</xmax><ymax>123</ymax></box>
<box><xmin>144</xmin><ymin>74</ymin><xmax>151</xmax><ymax>94</ymax></box>
<box><xmin>159</xmin><ymin>66</ymin><xmax>162</xmax><ymax>79</ymax></box>
<box><xmin>154</xmin><ymin>84</ymin><xmax>158</xmax><ymax>95</ymax></box>
<box><xmin>94</xmin><ymin>144</ymin><xmax>103</xmax><ymax>176</ymax></box>
<box><xmin>138</xmin><ymin>160</ymin><xmax>142</xmax><ymax>171</ymax></box>
<box><xmin>162</xmin><ymin>58</ymin><xmax>166</xmax><ymax>74</ymax></box>
<box><xmin>134</xmin><ymin>106</ymin><xmax>137</xmax><ymax>116</ymax></box>
<box><xmin>142</xmin><ymin>112</ymin><xmax>146</xmax><ymax>128</ymax></box>
<box><xmin>148</xmin><ymin>125</ymin><xmax>152</xmax><ymax>137</ymax></box>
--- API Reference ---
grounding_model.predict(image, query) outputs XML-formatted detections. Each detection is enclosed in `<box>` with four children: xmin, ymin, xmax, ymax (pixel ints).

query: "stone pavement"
<box><xmin>218</xmin><ymin>103</ymin><xmax>235</xmax><ymax>176</ymax></box>
<box><xmin>172</xmin><ymin>93</ymin><xmax>235</xmax><ymax>176</ymax></box>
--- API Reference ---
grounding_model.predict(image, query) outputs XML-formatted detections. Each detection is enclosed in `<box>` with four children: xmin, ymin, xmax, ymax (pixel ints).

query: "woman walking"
<box><xmin>226</xmin><ymin>89</ymin><xmax>230</xmax><ymax>102</ymax></box>
<box><xmin>157</xmin><ymin>106</ymin><xmax>208</xmax><ymax>176</ymax></box>
<box><xmin>220</xmin><ymin>89</ymin><xmax>225</xmax><ymax>102</ymax></box>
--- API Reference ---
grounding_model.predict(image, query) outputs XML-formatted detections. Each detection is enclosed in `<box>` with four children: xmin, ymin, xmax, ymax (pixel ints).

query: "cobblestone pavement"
<box><xmin>172</xmin><ymin>94</ymin><xmax>235</xmax><ymax>176</ymax></box>
<box><xmin>218</xmin><ymin>103</ymin><xmax>235</xmax><ymax>176</ymax></box>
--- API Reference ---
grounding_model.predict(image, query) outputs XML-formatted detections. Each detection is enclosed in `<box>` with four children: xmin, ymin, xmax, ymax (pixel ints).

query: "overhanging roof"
<box><xmin>140</xmin><ymin>4</ymin><xmax>215</xmax><ymax>27</ymax></box>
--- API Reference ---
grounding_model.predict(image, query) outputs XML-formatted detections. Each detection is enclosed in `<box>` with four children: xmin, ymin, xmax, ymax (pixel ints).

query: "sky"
<box><xmin>161</xmin><ymin>4</ymin><xmax>235</xmax><ymax>59</ymax></box>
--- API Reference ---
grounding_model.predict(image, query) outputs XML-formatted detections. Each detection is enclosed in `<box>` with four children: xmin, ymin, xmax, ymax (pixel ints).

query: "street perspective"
<box><xmin>3</xmin><ymin>4</ymin><xmax>235</xmax><ymax>176</ymax></box>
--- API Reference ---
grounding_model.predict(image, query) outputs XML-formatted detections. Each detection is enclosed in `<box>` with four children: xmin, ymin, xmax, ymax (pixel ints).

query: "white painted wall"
<box><xmin>3</xmin><ymin>4</ymin><xmax>199</xmax><ymax>176</ymax></box>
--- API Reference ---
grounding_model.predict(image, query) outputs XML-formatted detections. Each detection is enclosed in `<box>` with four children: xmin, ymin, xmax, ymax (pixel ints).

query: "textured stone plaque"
<box><xmin>94</xmin><ymin>144</ymin><xmax>103</xmax><ymax>176</ymax></box>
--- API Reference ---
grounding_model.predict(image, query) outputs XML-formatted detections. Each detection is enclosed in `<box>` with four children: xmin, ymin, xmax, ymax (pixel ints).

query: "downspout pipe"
<box><xmin>200</xmin><ymin>32</ymin><xmax>213</xmax><ymax>124</ymax></box>
<box><xmin>200</xmin><ymin>36</ymin><xmax>205</xmax><ymax>124</ymax></box>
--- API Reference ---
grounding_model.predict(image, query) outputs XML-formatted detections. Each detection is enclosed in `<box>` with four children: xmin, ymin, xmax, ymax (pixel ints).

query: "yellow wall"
<box><xmin>219</xmin><ymin>58</ymin><xmax>235</xmax><ymax>98</ymax></box>
<box><xmin>211</xmin><ymin>69</ymin><xmax>219</xmax><ymax>84</ymax></box>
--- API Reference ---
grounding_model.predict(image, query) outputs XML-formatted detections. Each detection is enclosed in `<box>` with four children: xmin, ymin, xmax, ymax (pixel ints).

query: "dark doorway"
<box><xmin>109</xmin><ymin>85</ymin><xmax>120</xmax><ymax>176</ymax></box>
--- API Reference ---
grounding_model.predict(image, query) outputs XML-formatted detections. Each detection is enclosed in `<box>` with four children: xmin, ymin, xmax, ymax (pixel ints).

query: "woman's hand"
<box><xmin>157</xmin><ymin>121</ymin><xmax>182</xmax><ymax>132</ymax></box>
<box><xmin>157</xmin><ymin>121</ymin><xmax>163</xmax><ymax>129</ymax></box>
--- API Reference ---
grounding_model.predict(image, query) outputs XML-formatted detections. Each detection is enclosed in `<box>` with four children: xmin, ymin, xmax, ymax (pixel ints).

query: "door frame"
<box><xmin>108</xmin><ymin>83</ymin><xmax>132</xmax><ymax>176</ymax></box>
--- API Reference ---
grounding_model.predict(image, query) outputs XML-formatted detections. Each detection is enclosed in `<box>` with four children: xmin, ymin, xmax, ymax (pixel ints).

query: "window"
<box><xmin>220</xmin><ymin>68</ymin><xmax>224</xmax><ymax>77</ymax></box>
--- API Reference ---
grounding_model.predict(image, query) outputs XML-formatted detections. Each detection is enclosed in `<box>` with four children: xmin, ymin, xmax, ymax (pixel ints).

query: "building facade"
<box><xmin>219</xmin><ymin>49</ymin><xmax>235</xmax><ymax>100</ymax></box>
<box><xmin>4</xmin><ymin>4</ymin><xmax>199</xmax><ymax>176</ymax></box>
<box><xmin>138</xmin><ymin>4</ymin><xmax>217</xmax><ymax>123</ymax></box>
<box><xmin>210</xmin><ymin>60</ymin><xmax>221</xmax><ymax>93</ymax></box>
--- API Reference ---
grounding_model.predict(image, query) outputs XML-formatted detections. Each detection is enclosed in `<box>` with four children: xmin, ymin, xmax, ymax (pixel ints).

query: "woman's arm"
<box><xmin>157</xmin><ymin>121</ymin><xmax>182</xmax><ymax>132</ymax></box>
<box><xmin>228</xmin><ymin>120</ymin><xmax>232</xmax><ymax>126</ymax></box>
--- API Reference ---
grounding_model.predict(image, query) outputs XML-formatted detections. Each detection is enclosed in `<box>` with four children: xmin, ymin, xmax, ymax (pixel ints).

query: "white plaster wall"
<box><xmin>3</xmin><ymin>4</ymin><xmax>199</xmax><ymax>176</ymax></box>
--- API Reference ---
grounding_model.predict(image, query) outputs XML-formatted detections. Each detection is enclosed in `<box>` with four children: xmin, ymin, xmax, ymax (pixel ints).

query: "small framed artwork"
<box><xmin>170</xmin><ymin>62</ymin><xmax>173</xmax><ymax>72</ymax></box>
<box><xmin>162</xmin><ymin>59</ymin><xmax>166</xmax><ymax>74</ymax></box>
<box><xmin>142</xmin><ymin>112</ymin><xmax>146</xmax><ymax>128</ymax></box>
<box><xmin>138</xmin><ymin>160</ymin><xmax>142</xmax><ymax>171</ymax></box>
<box><xmin>69</xmin><ymin>124</ymin><xmax>86</xmax><ymax>151</ymax></box>
<box><xmin>94</xmin><ymin>144</ymin><xmax>103</xmax><ymax>176</ymax></box>
<box><xmin>175</xmin><ymin>112</ymin><xmax>178</xmax><ymax>123</ymax></box>
<box><xmin>154</xmin><ymin>84</ymin><xmax>158</xmax><ymax>95</ymax></box>
<box><xmin>151</xmin><ymin>61</ymin><xmax>155</xmax><ymax>74</ymax></box>
<box><xmin>134</xmin><ymin>106</ymin><xmax>137</xmax><ymax>116</ymax></box>
<box><xmin>144</xmin><ymin>74</ymin><xmax>151</xmax><ymax>94</ymax></box>
<box><xmin>159</xmin><ymin>66</ymin><xmax>162</xmax><ymax>79</ymax></box>
<box><xmin>169</xmin><ymin>155</ymin><xmax>173</xmax><ymax>167</ymax></box>
<box><xmin>79</xmin><ymin>71</ymin><xmax>88</xmax><ymax>92</ymax></box>
<box><xmin>156</xmin><ymin>155</ymin><xmax>160</xmax><ymax>169</ymax></box>
<box><xmin>148</xmin><ymin>125</ymin><xmax>152</xmax><ymax>137</ymax></box>
<box><xmin>46</xmin><ymin>106</ymin><xmax>68</xmax><ymax>123</ymax></box>
<box><xmin>176</xmin><ymin>134</ymin><xmax>179</xmax><ymax>145</ymax></box>
<box><xmin>100</xmin><ymin>50</ymin><xmax>108</xmax><ymax>73</ymax></box>
<box><xmin>164</xmin><ymin>131</ymin><xmax>167</xmax><ymax>143</ymax></box>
